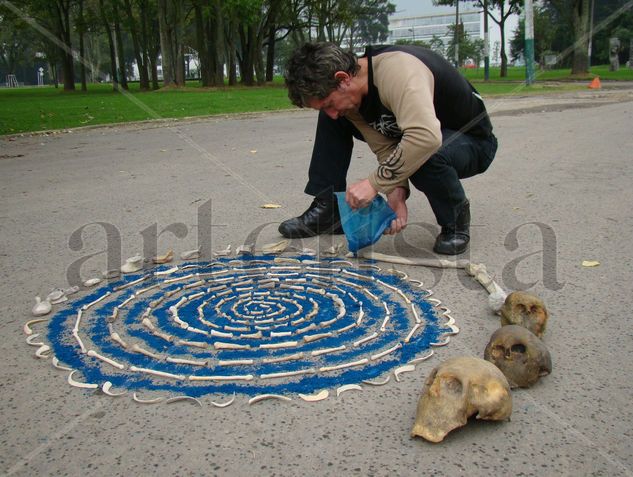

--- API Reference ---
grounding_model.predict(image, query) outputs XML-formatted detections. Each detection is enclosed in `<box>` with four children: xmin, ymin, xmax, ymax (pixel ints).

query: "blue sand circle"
<box><xmin>47</xmin><ymin>257</ymin><xmax>452</xmax><ymax>397</ymax></box>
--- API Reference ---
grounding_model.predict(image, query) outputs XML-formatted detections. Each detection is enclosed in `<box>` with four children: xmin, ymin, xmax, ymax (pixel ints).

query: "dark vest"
<box><xmin>359</xmin><ymin>45</ymin><xmax>493</xmax><ymax>138</ymax></box>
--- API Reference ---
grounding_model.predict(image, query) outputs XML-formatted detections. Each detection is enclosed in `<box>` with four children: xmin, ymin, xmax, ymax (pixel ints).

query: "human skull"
<box><xmin>411</xmin><ymin>356</ymin><xmax>512</xmax><ymax>443</ymax></box>
<box><xmin>500</xmin><ymin>291</ymin><xmax>548</xmax><ymax>337</ymax></box>
<box><xmin>484</xmin><ymin>325</ymin><xmax>552</xmax><ymax>388</ymax></box>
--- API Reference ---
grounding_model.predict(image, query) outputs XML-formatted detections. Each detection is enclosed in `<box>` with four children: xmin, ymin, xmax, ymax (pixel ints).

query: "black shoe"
<box><xmin>278</xmin><ymin>197</ymin><xmax>344</xmax><ymax>238</ymax></box>
<box><xmin>433</xmin><ymin>200</ymin><xmax>470</xmax><ymax>255</ymax></box>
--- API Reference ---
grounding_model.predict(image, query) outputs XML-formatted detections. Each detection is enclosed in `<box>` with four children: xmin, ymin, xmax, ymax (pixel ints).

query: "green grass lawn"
<box><xmin>0</xmin><ymin>83</ymin><xmax>292</xmax><ymax>135</ymax></box>
<box><xmin>1</xmin><ymin>64</ymin><xmax>630</xmax><ymax>135</ymax></box>
<box><xmin>461</xmin><ymin>64</ymin><xmax>633</xmax><ymax>81</ymax></box>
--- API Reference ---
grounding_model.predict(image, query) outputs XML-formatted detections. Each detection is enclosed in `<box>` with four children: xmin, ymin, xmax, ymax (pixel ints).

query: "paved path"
<box><xmin>1</xmin><ymin>88</ymin><xmax>632</xmax><ymax>476</ymax></box>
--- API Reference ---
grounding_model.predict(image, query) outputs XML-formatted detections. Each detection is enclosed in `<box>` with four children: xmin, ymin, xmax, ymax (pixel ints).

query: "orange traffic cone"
<box><xmin>588</xmin><ymin>77</ymin><xmax>601</xmax><ymax>89</ymax></box>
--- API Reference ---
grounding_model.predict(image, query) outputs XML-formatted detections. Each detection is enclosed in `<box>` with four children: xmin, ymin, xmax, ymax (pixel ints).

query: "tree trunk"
<box><xmin>158</xmin><ymin>0</ymin><xmax>185</xmax><ymax>87</ymax></box>
<box><xmin>123</xmin><ymin>0</ymin><xmax>150</xmax><ymax>90</ymax></box>
<box><xmin>53</xmin><ymin>0</ymin><xmax>75</xmax><ymax>91</ymax></box>
<box><xmin>571</xmin><ymin>0</ymin><xmax>590</xmax><ymax>75</ymax></box>
<box><xmin>112</xmin><ymin>0</ymin><xmax>128</xmax><ymax>89</ymax></box>
<box><xmin>265</xmin><ymin>24</ymin><xmax>275</xmax><ymax>82</ymax></box>
<box><xmin>498</xmin><ymin>2</ymin><xmax>507</xmax><ymax>77</ymax></box>
<box><xmin>98</xmin><ymin>0</ymin><xmax>119</xmax><ymax>90</ymax></box>
<box><xmin>194</xmin><ymin>3</ymin><xmax>211</xmax><ymax>86</ymax></box>
<box><xmin>78</xmin><ymin>0</ymin><xmax>87</xmax><ymax>91</ymax></box>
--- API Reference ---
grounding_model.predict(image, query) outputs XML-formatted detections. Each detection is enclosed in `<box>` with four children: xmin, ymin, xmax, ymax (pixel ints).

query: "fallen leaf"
<box><xmin>260</xmin><ymin>203</ymin><xmax>282</xmax><ymax>209</ymax></box>
<box><xmin>582</xmin><ymin>260</ymin><xmax>600</xmax><ymax>267</ymax></box>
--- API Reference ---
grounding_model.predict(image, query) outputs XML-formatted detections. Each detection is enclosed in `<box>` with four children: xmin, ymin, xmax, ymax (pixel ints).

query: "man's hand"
<box><xmin>346</xmin><ymin>179</ymin><xmax>378</xmax><ymax>209</ymax></box>
<box><xmin>384</xmin><ymin>186</ymin><xmax>408</xmax><ymax>235</ymax></box>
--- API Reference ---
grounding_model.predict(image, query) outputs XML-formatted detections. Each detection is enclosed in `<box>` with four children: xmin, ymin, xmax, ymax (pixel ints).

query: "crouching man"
<box><xmin>279</xmin><ymin>42</ymin><xmax>498</xmax><ymax>255</ymax></box>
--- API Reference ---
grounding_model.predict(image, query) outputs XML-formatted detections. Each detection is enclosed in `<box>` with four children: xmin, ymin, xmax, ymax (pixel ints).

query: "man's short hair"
<box><xmin>285</xmin><ymin>42</ymin><xmax>360</xmax><ymax>108</ymax></box>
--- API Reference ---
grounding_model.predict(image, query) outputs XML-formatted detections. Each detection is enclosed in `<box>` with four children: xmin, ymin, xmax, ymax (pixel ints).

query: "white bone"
<box><xmin>311</xmin><ymin>345</ymin><xmax>346</xmax><ymax>356</ymax></box>
<box><xmin>211</xmin><ymin>393</ymin><xmax>236</xmax><ymax>408</ymax></box>
<box><xmin>404</xmin><ymin>323</ymin><xmax>422</xmax><ymax>343</ymax></box>
<box><xmin>431</xmin><ymin>336</ymin><xmax>451</xmax><ymax>346</ymax></box>
<box><xmin>102</xmin><ymin>381</ymin><xmax>127</xmax><ymax>397</ymax></box>
<box><xmin>32</xmin><ymin>296</ymin><xmax>52</xmax><ymax>316</ymax></box>
<box><xmin>117</xmin><ymin>295</ymin><xmax>135</xmax><ymax>309</ymax></box>
<box><xmin>240</xmin><ymin>331</ymin><xmax>263</xmax><ymax>339</ymax></box>
<box><xmin>181</xmin><ymin>248</ymin><xmax>200</xmax><ymax>260</ymax></box>
<box><xmin>132</xmin><ymin>392</ymin><xmax>164</xmax><ymax>404</ymax></box>
<box><xmin>67</xmin><ymin>370</ymin><xmax>98</xmax><ymax>389</ymax></box>
<box><xmin>189</xmin><ymin>374</ymin><xmax>254</xmax><ymax>381</ymax></box>
<box><xmin>165</xmin><ymin>396</ymin><xmax>203</xmax><ymax>406</ymax></box>
<box><xmin>259</xmin><ymin>341</ymin><xmax>298</xmax><ymax>349</ymax></box>
<box><xmin>176</xmin><ymin>339</ymin><xmax>209</xmax><ymax>349</ymax></box>
<box><xmin>371</xmin><ymin>343</ymin><xmax>403</xmax><ymax>360</ymax></box>
<box><xmin>23</xmin><ymin>318</ymin><xmax>48</xmax><ymax>335</ymax></box>
<box><xmin>394</xmin><ymin>364</ymin><xmax>416</xmax><ymax>382</ymax></box>
<box><xmin>356</xmin><ymin>306</ymin><xmax>365</xmax><ymax>325</ymax></box>
<box><xmin>155</xmin><ymin>266</ymin><xmax>178</xmax><ymax>276</ymax></box>
<box><xmin>411</xmin><ymin>303</ymin><xmax>421</xmax><ymax>324</ymax></box>
<box><xmin>248</xmin><ymin>394</ymin><xmax>292</xmax><ymax>405</ymax></box>
<box><xmin>270</xmin><ymin>331</ymin><xmax>292</xmax><ymax>337</ymax></box>
<box><xmin>298</xmin><ymin>390</ymin><xmax>329</xmax><ymax>402</ymax></box>
<box><xmin>166</xmin><ymin>357</ymin><xmax>207</xmax><ymax>366</ymax></box>
<box><xmin>214</xmin><ymin>342</ymin><xmax>249</xmax><ymax>350</ymax></box>
<box><xmin>114</xmin><ymin>276</ymin><xmax>146</xmax><ymax>291</ymax></box>
<box><xmin>110</xmin><ymin>332</ymin><xmax>128</xmax><ymax>348</ymax></box>
<box><xmin>87</xmin><ymin>349</ymin><xmax>125</xmax><ymax>369</ymax></box>
<box><xmin>73</xmin><ymin>310</ymin><xmax>83</xmax><ymax>333</ymax></box>
<box><xmin>187</xmin><ymin>291</ymin><xmax>205</xmax><ymax>301</ymax></box>
<box><xmin>52</xmin><ymin>357</ymin><xmax>73</xmax><ymax>372</ymax></box>
<box><xmin>187</xmin><ymin>326</ymin><xmax>209</xmax><ymax>336</ymax></box>
<box><xmin>130</xmin><ymin>344</ymin><xmax>161</xmax><ymax>359</ymax></box>
<box><xmin>408</xmin><ymin>350</ymin><xmax>435</xmax><ymax>364</ymax></box>
<box><xmin>320</xmin><ymin>358</ymin><xmax>368</xmax><ymax>372</ymax></box>
<box><xmin>26</xmin><ymin>334</ymin><xmax>44</xmax><ymax>346</ymax></box>
<box><xmin>380</xmin><ymin>315</ymin><xmax>390</xmax><ymax>332</ymax></box>
<box><xmin>83</xmin><ymin>277</ymin><xmax>102</xmax><ymax>287</ymax></box>
<box><xmin>164</xmin><ymin>273</ymin><xmax>194</xmax><ymax>284</ymax></box>
<box><xmin>184</xmin><ymin>280</ymin><xmax>205</xmax><ymax>290</ymax></box>
<box><xmin>260</xmin><ymin>369</ymin><xmax>315</xmax><ymax>379</ymax></box>
<box><xmin>210</xmin><ymin>330</ymin><xmax>233</xmax><ymax>338</ymax></box>
<box><xmin>152</xmin><ymin>250</ymin><xmax>174</xmax><ymax>264</ymax></box>
<box><xmin>336</xmin><ymin>384</ymin><xmax>362</xmax><ymax>396</ymax></box>
<box><xmin>362</xmin><ymin>376</ymin><xmax>391</xmax><ymax>386</ymax></box>
<box><xmin>129</xmin><ymin>366</ymin><xmax>184</xmax><ymax>380</ymax></box>
<box><xmin>121</xmin><ymin>255</ymin><xmax>143</xmax><ymax>274</ymax></box>
<box><xmin>262</xmin><ymin>352</ymin><xmax>304</xmax><ymax>364</ymax></box>
<box><xmin>353</xmin><ymin>332</ymin><xmax>378</xmax><ymax>347</ymax></box>
<box><xmin>142</xmin><ymin>318</ymin><xmax>156</xmax><ymax>331</ymax></box>
<box><xmin>81</xmin><ymin>291</ymin><xmax>111</xmax><ymax>310</ymax></box>
<box><xmin>72</xmin><ymin>331</ymin><xmax>87</xmax><ymax>354</ymax></box>
<box><xmin>303</xmin><ymin>332</ymin><xmax>333</xmax><ymax>343</ymax></box>
<box><xmin>336</xmin><ymin>323</ymin><xmax>356</xmax><ymax>333</ymax></box>
<box><xmin>35</xmin><ymin>344</ymin><xmax>51</xmax><ymax>359</ymax></box>
<box><xmin>362</xmin><ymin>287</ymin><xmax>378</xmax><ymax>301</ymax></box>
<box><xmin>218</xmin><ymin>359</ymin><xmax>254</xmax><ymax>366</ymax></box>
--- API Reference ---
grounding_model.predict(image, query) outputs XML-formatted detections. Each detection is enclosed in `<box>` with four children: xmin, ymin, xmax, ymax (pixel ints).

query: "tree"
<box><xmin>157</xmin><ymin>0</ymin><xmax>185</xmax><ymax>87</ymax></box>
<box><xmin>434</xmin><ymin>0</ymin><xmax>521</xmax><ymax>76</ymax></box>
<box><xmin>543</xmin><ymin>0</ymin><xmax>591</xmax><ymax>74</ymax></box>
<box><xmin>446</xmin><ymin>22</ymin><xmax>484</xmax><ymax>65</ymax></box>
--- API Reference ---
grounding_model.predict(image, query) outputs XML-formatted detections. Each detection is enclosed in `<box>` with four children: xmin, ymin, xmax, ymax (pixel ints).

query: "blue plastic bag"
<box><xmin>335</xmin><ymin>192</ymin><xmax>397</xmax><ymax>254</ymax></box>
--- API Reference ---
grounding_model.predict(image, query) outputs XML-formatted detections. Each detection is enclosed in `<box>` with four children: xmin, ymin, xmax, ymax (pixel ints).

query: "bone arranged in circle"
<box><xmin>46</xmin><ymin>258</ymin><xmax>450</xmax><ymax>396</ymax></box>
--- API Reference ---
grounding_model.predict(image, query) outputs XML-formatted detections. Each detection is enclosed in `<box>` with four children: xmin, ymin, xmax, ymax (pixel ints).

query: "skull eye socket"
<box><xmin>440</xmin><ymin>376</ymin><xmax>463</xmax><ymax>395</ymax></box>
<box><xmin>491</xmin><ymin>345</ymin><xmax>505</xmax><ymax>359</ymax></box>
<box><xmin>529</xmin><ymin>305</ymin><xmax>540</xmax><ymax>314</ymax></box>
<box><xmin>516</xmin><ymin>303</ymin><xmax>527</xmax><ymax>313</ymax></box>
<box><xmin>510</xmin><ymin>343</ymin><xmax>527</xmax><ymax>354</ymax></box>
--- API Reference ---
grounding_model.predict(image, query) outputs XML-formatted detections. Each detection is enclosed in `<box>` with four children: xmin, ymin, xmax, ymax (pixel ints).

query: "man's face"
<box><xmin>307</xmin><ymin>76</ymin><xmax>358</xmax><ymax>120</ymax></box>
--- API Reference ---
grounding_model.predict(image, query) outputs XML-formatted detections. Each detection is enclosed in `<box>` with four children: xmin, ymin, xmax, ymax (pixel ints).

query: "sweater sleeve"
<box><xmin>364</xmin><ymin>53</ymin><xmax>442</xmax><ymax>194</ymax></box>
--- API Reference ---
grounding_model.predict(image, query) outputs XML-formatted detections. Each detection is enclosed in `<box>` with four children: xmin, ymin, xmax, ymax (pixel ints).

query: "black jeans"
<box><xmin>304</xmin><ymin>111</ymin><xmax>498</xmax><ymax>226</ymax></box>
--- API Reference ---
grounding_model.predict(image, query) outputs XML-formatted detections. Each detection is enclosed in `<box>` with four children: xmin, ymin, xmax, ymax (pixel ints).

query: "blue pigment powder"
<box><xmin>46</xmin><ymin>256</ymin><xmax>453</xmax><ymax>397</ymax></box>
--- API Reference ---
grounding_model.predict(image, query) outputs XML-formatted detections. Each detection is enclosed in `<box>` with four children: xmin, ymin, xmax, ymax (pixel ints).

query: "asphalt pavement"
<box><xmin>1</xmin><ymin>85</ymin><xmax>632</xmax><ymax>476</ymax></box>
